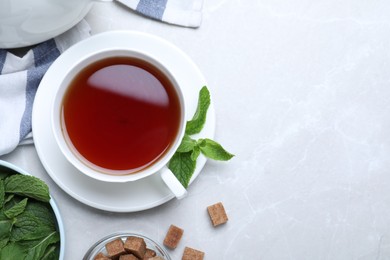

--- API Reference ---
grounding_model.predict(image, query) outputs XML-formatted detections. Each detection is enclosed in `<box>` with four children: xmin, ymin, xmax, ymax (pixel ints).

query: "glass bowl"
<box><xmin>83</xmin><ymin>232</ymin><xmax>171</xmax><ymax>260</ymax></box>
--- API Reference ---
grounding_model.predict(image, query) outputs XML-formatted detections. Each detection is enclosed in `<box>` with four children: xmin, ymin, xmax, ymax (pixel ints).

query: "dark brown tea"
<box><xmin>61</xmin><ymin>56</ymin><xmax>181</xmax><ymax>174</ymax></box>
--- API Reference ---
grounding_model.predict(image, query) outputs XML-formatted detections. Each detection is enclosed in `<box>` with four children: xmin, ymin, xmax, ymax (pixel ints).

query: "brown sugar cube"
<box><xmin>182</xmin><ymin>247</ymin><xmax>205</xmax><ymax>260</ymax></box>
<box><xmin>119</xmin><ymin>255</ymin><xmax>138</xmax><ymax>260</ymax></box>
<box><xmin>163</xmin><ymin>225</ymin><xmax>184</xmax><ymax>249</ymax></box>
<box><xmin>124</xmin><ymin>236</ymin><xmax>147</xmax><ymax>259</ymax></box>
<box><xmin>148</xmin><ymin>257</ymin><xmax>164</xmax><ymax>260</ymax></box>
<box><xmin>94</xmin><ymin>252</ymin><xmax>110</xmax><ymax>260</ymax></box>
<box><xmin>106</xmin><ymin>238</ymin><xmax>126</xmax><ymax>259</ymax></box>
<box><xmin>143</xmin><ymin>248</ymin><xmax>157</xmax><ymax>259</ymax></box>
<box><xmin>207</xmin><ymin>202</ymin><xmax>228</xmax><ymax>226</ymax></box>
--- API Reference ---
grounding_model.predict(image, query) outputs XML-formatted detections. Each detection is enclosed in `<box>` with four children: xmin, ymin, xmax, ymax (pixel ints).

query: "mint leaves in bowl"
<box><xmin>0</xmin><ymin>160</ymin><xmax>64</xmax><ymax>260</ymax></box>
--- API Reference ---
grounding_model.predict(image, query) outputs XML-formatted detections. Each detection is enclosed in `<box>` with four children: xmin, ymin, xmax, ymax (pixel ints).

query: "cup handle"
<box><xmin>160</xmin><ymin>167</ymin><xmax>188</xmax><ymax>199</ymax></box>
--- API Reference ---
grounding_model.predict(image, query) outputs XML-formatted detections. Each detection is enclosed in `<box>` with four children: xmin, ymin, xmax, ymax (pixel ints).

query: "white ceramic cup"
<box><xmin>51</xmin><ymin>49</ymin><xmax>187</xmax><ymax>199</ymax></box>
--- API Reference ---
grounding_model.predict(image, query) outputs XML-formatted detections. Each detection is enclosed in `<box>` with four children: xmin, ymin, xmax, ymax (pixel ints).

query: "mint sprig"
<box><xmin>198</xmin><ymin>138</ymin><xmax>234</xmax><ymax>161</ymax></box>
<box><xmin>168</xmin><ymin>86</ymin><xmax>234</xmax><ymax>188</ymax></box>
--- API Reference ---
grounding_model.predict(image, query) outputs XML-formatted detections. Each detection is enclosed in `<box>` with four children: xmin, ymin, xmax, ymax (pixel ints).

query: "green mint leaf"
<box><xmin>4</xmin><ymin>196</ymin><xmax>24</xmax><ymax>213</ymax></box>
<box><xmin>0</xmin><ymin>218</ymin><xmax>13</xmax><ymax>241</ymax></box>
<box><xmin>0</xmin><ymin>180</ymin><xmax>4</xmax><ymax>209</ymax></box>
<box><xmin>11</xmin><ymin>213</ymin><xmax>41</xmax><ymax>241</ymax></box>
<box><xmin>191</xmin><ymin>146</ymin><xmax>201</xmax><ymax>161</ymax></box>
<box><xmin>4</xmin><ymin>175</ymin><xmax>50</xmax><ymax>202</ymax></box>
<box><xmin>169</xmin><ymin>86</ymin><xmax>234</xmax><ymax>189</ymax></box>
<box><xmin>4</xmin><ymin>198</ymin><xmax>27</xmax><ymax>219</ymax></box>
<box><xmin>185</xmin><ymin>86</ymin><xmax>211</xmax><ymax>135</ymax></box>
<box><xmin>168</xmin><ymin>152</ymin><xmax>196</xmax><ymax>188</ymax></box>
<box><xmin>11</xmin><ymin>211</ymin><xmax>56</xmax><ymax>241</ymax></box>
<box><xmin>0</xmin><ymin>237</ymin><xmax>8</xmax><ymax>249</ymax></box>
<box><xmin>0</xmin><ymin>208</ymin><xmax>7</xmax><ymax>221</ymax></box>
<box><xmin>0</xmin><ymin>208</ymin><xmax>13</xmax><ymax>242</ymax></box>
<box><xmin>23</xmin><ymin>201</ymin><xmax>56</xmax><ymax>229</ymax></box>
<box><xmin>24</xmin><ymin>231</ymin><xmax>60</xmax><ymax>260</ymax></box>
<box><xmin>198</xmin><ymin>138</ymin><xmax>234</xmax><ymax>161</ymax></box>
<box><xmin>176</xmin><ymin>134</ymin><xmax>197</xmax><ymax>153</ymax></box>
<box><xmin>0</xmin><ymin>242</ymin><xmax>27</xmax><ymax>260</ymax></box>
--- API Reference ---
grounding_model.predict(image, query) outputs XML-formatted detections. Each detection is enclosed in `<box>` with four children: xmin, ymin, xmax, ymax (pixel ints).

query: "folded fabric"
<box><xmin>116</xmin><ymin>0</ymin><xmax>203</xmax><ymax>28</ymax></box>
<box><xmin>0</xmin><ymin>20</ymin><xmax>91</xmax><ymax>156</ymax></box>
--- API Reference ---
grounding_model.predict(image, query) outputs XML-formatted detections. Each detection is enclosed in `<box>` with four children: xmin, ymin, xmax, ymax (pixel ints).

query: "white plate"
<box><xmin>32</xmin><ymin>31</ymin><xmax>215</xmax><ymax>212</ymax></box>
<box><xmin>0</xmin><ymin>0</ymin><xmax>98</xmax><ymax>48</ymax></box>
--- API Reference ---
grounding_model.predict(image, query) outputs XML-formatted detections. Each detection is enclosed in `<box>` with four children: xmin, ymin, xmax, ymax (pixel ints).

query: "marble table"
<box><xmin>2</xmin><ymin>1</ymin><xmax>390</xmax><ymax>259</ymax></box>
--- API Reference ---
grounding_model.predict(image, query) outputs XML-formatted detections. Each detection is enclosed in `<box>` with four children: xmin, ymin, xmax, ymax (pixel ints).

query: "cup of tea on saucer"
<box><xmin>51</xmin><ymin>46</ymin><xmax>187</xmax><ymax>199</ymax></box>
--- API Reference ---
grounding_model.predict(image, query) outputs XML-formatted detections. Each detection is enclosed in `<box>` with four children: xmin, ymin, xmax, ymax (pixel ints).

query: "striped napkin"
<box><xmin>0</xmin><ymin>20</ymin><xmax>91</xmax><ymax>156</ymax></box>
<box><xmin>116</xmin><ymin>0</ymin><xmax>204</xmax><ymax>28</ymax></box>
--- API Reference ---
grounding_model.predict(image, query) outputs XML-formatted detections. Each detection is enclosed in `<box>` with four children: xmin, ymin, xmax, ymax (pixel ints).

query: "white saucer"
<box><xmin>32</xmin><ymin>31</ymin><xmax>215</xmax><ymax>212</ymax></box>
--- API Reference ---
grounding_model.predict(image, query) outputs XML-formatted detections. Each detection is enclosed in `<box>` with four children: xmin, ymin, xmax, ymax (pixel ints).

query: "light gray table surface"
<box><xmin>2</xmin><ymin>1</ymin><xmax>390</xmax><ymax>259</ymax></box>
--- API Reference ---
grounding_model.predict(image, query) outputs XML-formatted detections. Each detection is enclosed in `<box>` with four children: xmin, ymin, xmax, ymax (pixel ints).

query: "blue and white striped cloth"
<box><xmin>116</xmin><ymin>0</ymin><xmax>203</xmax><ymax>28</ymax></box>
<box><xmin>0</xmin><ymin>21</ymin><xmax>91</xmax><ymax>156</ymax></box>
